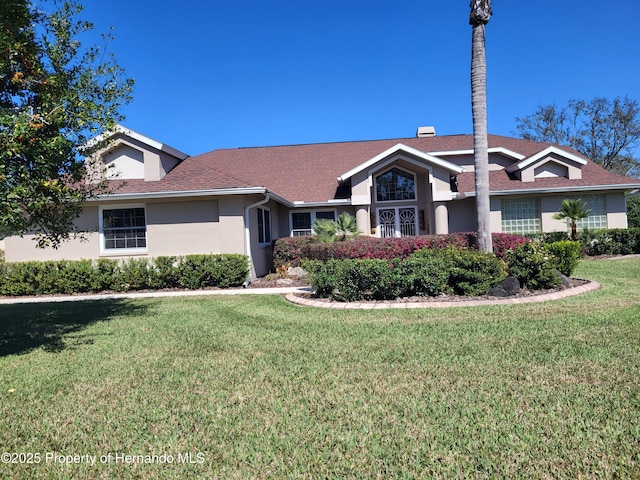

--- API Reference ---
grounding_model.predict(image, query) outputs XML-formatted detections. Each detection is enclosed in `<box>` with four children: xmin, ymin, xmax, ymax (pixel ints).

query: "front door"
<box><xmin>377</xmin><ymin>207</ymin><xmax>417</xmax><ymax>238</ymax></box>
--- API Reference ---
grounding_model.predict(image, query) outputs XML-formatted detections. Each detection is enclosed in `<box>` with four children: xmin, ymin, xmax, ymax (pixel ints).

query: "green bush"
<box><xmin>118</xmin><ymin>258</ymin><xmax>153</xmax><ymax>292</ymax></box>
<box><xmin>505</xmin><ymin>242</ymin><xmax>561</xmax><ymax>290</ymax></box>
<box><xmin>92</xmin><ymin>258</ymin><xmax>120</xmax><ymax>292</ymax></box>
<box><xmin>396</xmin><ymin>251</ymin><xmax>451</xmax><ymax>297</ymax></box>
<box><xmin>305</xmin><ymin>258</ymin><xmax>401</xmax><ymax>302</ymax></box>
<box><xmin>305</xmin><ymin>247</ymin><xmax>508</xmax><ymax>302</ymax></box>
<box><xmin>627</xmin><ymin>195</ymin><xmax>640</xmax><ymax>229</ymax></box>
<box><xmin>56</xmin><ymin>260</ymin><xmax>95</xmax><ymax>294</ymax></box>
<box><xmin>178</xmin><ymin>254</ymin><xmax>248</xmax><ymax>289</ymax></box>
<box><xmin>0</xmin><ymin>261</ymin><xmax>40</xmax><ymax>296</ymax></box>
<box><xmin>584</xmin><ymin>228</ymin><xmax>640</xmax><ymax>256</ymax></box>
<box><xmin>0</xmin><ymin>254</ymin><xmax>249</xmax><ymax>296</ymax></box>
<box><xmin>152</xmin><ymin>256</ymin><xmax>180</xmax><ymax>289</ymax></box>
<box><xmin>545</xmin><ymin>240</ymin><xmax>582</xmax><ymax>277</ymax></box>
<box><xmin>430</xmin><ymin>247</ymin><xmax>507</xmax><ymax>297</ymax></box>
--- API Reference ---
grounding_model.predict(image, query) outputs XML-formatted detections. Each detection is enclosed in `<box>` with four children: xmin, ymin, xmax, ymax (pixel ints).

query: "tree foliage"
<box><xmin>515</xmin><ymin>96</ymin><xmax>640</xmax><ymax>177</ymax></box>
<box><xmin>626</xmin><ymin>195</ymin><xmax>640</xmax><ymax>229</ymax></box>
<box><xmin>0</xmin><ymin>0</ymin><xmax>133</xmax><ymax>246</ymax></box>
<box><xmin>553</xmin><ymin>198</ymin><xmax>591</xmax><ymax>241</ymax></box>
<box><xmin>313</xmin><ymin>212</ymin><xmax>361</xmax><ymax>243</ymax></box>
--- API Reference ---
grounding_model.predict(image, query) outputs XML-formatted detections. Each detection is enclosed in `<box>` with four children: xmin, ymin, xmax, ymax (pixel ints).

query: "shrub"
<box><xmin>584</xmin><ymin>228</ymin><xmax>640</xmax><ymax>256</ymax></box>
<box><xmin>305</xmin><ymin>247</ymin><xmax>508</xmax><ymax>302</ymax></box>
<box><xmin>396</xmin><ymin>251</ymin><xmax>451</xmax><ymax>297</ymax></box>
<box><xmin>118</xmin><ymin>258</ymin><xmax>153</xmax><ymax>292</ymax></box>
<box><xmin>208</xmin><ymin>254</ymin><xmax>249</xmax><ymax>288</ymax></box>
<box><xmin>429</xmin><ymin>247</ymin><xmax>507</xmax><ymax>297</ymax></box>
<box><xmin>273</xmin><ymin>236</ymin><xmax>318</xmax><ymax>268</ymax></box>
<box><xmin>56</xmin><ymin>260</ymin><xmax>95</xmax><ymax>294</ymax></box>
<box><xmin>152</xmin><ymin>256</ymin><xmax>180</xmax><ymax>289</ymax></box>
<box><xmin>178</xmin><ymin>254</ymin><xmax>248</xmax><ymax>289</ymax></box>
<box><xmin>526</xmin><ymin>231</ymin><xmax>570</xmax><ymax>244</ymax></box>
<box><xmin>304</xmin><ymin>258</ymin><xmax>402</xmax><ymax>302</ymax></box>
<box><xmin>273</xmin><ymin>232</ymin><xmax>529</xmax><ymax>269</ymax></box>
<box><xmin>626</xmin><ymin>195</ymin><xmax>640</xmax><ymax>229</ymax></box>
<box><xmin>92</xmin><ymin>258</ymin><xmax>120</xmax><ymax>292</ymax></box>
<box><xmin>0</xmin><ymin>254</ymin><xmax>249</xmax><ymax>296</ymax></box>
<box><xmin>0</xmin><ymin>261</ymin><xmax>40</xmax><ymax>296</ymax></box>
<box><xmin>505</xmin><ymin>242</ymin><xmax>560</xmax><ymax>290</ymax></box>
<box><xmin>545</xmin><ymin>240</ymin><xmax>582</xmax><ymax>277</ymax></box>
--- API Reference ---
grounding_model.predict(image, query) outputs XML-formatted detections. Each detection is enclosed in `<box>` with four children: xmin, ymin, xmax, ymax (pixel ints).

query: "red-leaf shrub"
<box><xmin>272</xmin><ymin>232</ymin><xmax>529</xmax><ymax>268</ymax></box>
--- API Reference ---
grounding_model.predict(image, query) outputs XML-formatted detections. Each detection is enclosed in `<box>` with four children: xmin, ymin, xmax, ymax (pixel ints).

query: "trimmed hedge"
<box><xmin>304</xmin><ymin>247</ymin><xmax>508</xmax><ymax>302</ymax></box>
<box><xmin>528</xmin><ymin>228</ymin><xmax>640</xmax><ymax>257</ymax></box>
<box><xmin>0</xmin><ymin>254</ymin><xmax>249</xmax><ymax>297</ymax></box>
<box><xmin>582</xmin><ymin>228</ymin><xmax>640</xmax><ymax>256</ymax></box>
<box><xmin>274</xmin><ymin>232</ymin><xmax>529</xmax><ymax>268</ymax></box>
<box><xmin>304</xmin><ymin>239</ymin><xmax>583</xmax><ymax>302</ymax></box>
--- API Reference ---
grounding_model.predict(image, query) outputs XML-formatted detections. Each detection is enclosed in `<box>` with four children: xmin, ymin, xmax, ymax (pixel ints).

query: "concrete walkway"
<box><xmin>0</xmin><ymin>281</ymin><xmax>600</xmax><ymax>308</ymax></box>
<box><xmin>0</xmin><ymin>286</ymin><xmax>311</xmax><ymax>305</ymax></box>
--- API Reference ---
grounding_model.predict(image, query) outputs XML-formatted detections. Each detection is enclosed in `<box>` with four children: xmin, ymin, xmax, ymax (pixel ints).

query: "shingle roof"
<box><xmin>105</xmin><ymin>133</ymin><xmax>640</xmax><ymax>202</ymax></box>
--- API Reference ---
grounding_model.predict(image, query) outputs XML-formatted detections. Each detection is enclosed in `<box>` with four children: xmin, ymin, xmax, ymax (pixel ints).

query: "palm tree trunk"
<box><xmin>470</xmin><ymin>2</ymin><xmax>493</xmax><ymax>253</ymax></box>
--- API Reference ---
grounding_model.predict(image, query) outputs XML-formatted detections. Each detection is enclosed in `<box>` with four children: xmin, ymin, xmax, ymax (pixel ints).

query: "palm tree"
<box><xmin>313</xmin><ymin>212</ymin><xmax>361</xmax><ymax>243</ymax></box>
<box><xmin>470</xmin><ymin>0</ymin><xmax>493</xmax><ymax>252</ymax></box>
<box><xmin>553</xmin><ymin>198</ymin><xmax>591</xmax><ymax>241</ymax></box>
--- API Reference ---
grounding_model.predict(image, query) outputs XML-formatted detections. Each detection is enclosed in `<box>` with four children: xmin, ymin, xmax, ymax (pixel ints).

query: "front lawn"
<box><xmin>1</xmin><ymin>258</ymin><xmax>638</xmax><ymax>478</ymax></box>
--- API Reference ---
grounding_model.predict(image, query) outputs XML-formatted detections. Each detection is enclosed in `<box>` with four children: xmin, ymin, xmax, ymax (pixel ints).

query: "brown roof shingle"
<box><xmin>106</xmin><ymin>133</ymin><xmax>640</xmax><ymax>201</ymax></box>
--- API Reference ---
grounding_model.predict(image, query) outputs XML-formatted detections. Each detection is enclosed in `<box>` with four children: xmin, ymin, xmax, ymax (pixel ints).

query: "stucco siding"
<box><xmin>4</xmin><ymin>206</ymin><xmax>101</xmax><ymax>262</ymax></box>
<box><xmin>448</xmin><ymin>198</ymin><xmax>477</xmax><ymax>233</ymax></box>
<box><xmin>606</xmin><ymin>192</ymin><xmax>628</xmax><ymax>228</ymax></box>
<box><xmin>146</xmin><ymin>200</ymin><xmax>220</xmax><ymax>256</ymax></box>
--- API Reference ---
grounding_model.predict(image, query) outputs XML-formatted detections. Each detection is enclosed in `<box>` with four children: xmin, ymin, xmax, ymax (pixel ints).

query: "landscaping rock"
<box><xmin>488</xmin><ymin>287</ymin><xmax>509</xmax><ymax>297</ymax></box>
<box><xmin>288</xmin><ymin>266</ymin><xmax>308</xmax><ymax>278</ymax></box>
<box><xmin>501</xmin><ymin>276</ymin><xmax>521</xmax><ymax>295</ymax></box>
<box><xmin>488</xmin><ymin>276</ymin><xmax>521</xmax><ymax>297</ymax></box>
<box><xmin>276</xmin><ymin>278</ymin><xmax>295</xmax><ymax>286</ymax></box>
<box><xmin>556</xmin><ymin>271</ymin><xmax>571</xmax><ymax>287</ymax></box>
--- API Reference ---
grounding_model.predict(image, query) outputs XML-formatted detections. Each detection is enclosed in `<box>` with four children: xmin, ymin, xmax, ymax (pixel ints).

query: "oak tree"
<box><xmin>515</xmin><ymin>96</ymin><xmax>640</xmax><ymax>177</ymax></box>
<box><xmin>0</xmin><ymin>0</ymin><xmax>133</xmax><ymax>246</ymax></box>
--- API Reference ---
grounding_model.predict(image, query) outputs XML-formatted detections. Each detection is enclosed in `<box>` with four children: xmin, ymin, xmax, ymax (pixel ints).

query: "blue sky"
<box><xmin>79</xmin><ymin>0</ymin><xmax>640</xmax><ymax>156</ymax></box>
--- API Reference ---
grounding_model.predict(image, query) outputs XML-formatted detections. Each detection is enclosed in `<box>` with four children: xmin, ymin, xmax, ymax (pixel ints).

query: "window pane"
<box><xmin>501</xmin><ymin>198</ymin><xmax>541</xmax><ymax>234</ymax></box>
<box><xmin>376</xmin><ymin>168</ymin><xmax>416</xmax><ymax>202</ymax></box>
<box><xmin>315</xmin><ymin>211</ymin><xmax>335</xmax><ymax>221</ymax></box>
<box><xmin>102</xmin><ymin>208</ymin><xmax>147</xmax><ymax>250</ymax></box>
<box><xmin>573</xmin><ymin>194</ymin><xmax>607</xmax><ymax>230</ymax></box>
<box><xmin>292</xmin><ymin>212</ymin><xmax>311</xmax><ymax>230</ymax></box>
<box><xmin>258</xmin><ymin>208</ymin><xmax>271</xmax><ymax>244</ymax></box>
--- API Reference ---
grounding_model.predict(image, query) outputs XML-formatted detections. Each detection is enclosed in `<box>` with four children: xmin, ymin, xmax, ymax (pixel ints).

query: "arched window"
<box><xmin>375</xmin><ymin>167</ymin><xmax>416</xmax><ymax>202</ymax></box>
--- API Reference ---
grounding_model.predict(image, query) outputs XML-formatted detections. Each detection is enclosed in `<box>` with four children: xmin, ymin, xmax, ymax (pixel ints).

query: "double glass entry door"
<box><xmin>377</xmin><ymin>207</ymin><xmax>416</xmax><ymax>238</ymax></box>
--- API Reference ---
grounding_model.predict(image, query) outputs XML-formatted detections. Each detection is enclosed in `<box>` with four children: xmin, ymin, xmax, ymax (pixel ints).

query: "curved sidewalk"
<box><xmin>285</xmin><ymin>281</ymin><xmax>600</xmax><ymax>309</ymax></box>
<box><xmin>0</xmin><ymin>281</ymin><xmax>600</xmax><ymax>308</ymax></box>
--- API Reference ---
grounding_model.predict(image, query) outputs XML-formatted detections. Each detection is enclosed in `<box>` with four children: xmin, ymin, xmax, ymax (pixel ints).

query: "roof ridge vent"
<box><xmin>416</xmin><ymin>126</ymin><xmax>436</xmax><ymax>137</ymax></box>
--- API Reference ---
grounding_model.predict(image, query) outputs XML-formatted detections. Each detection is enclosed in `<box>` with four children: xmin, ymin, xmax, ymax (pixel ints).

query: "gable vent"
<box><xmin>416</xmin><ymin>126</ymin><xmax>436</xmax><ymax>137</ymax></box>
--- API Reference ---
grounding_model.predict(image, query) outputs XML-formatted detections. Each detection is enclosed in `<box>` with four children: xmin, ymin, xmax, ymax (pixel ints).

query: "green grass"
<box><xmin>1</xmin><ymin>257</ymin><xmax>639</xmax><ymax>479</ymax></box>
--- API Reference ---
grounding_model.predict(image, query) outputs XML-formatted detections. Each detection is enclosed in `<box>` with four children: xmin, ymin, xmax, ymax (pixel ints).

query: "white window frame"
<box><xmin>99</xmin><ymin>204</ymin><xmax>148</xmax><ymax>255</ymax></box>
<box><xmin>374</xmin><ymin>166</ymin><xmax>418</xmax><ymax>203</ymax></box>
<box><xmin>290</xmin><ymin>209</ymin><xmax>337</xmax><ymax>237</ymax></box>
<box><xmin>257</xmin><ymin>206</ymin><xmax>272</xmax><ymax>246</ymax></box>
<box><xmin>376</xmin><ymin>206</ymin><xmax>418</xmax><ymax>238</ymax></box>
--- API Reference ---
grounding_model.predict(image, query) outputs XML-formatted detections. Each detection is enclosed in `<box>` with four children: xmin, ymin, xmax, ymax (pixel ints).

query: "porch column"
<box><xmin>434</xmin><ymin>202</ymin><xmax>449</xmax><ymax>234</ymax></box>
<box><xmin>355</xmin><ymin>207</ymin><xmax>371</xmax><ymax>236</ymax></box>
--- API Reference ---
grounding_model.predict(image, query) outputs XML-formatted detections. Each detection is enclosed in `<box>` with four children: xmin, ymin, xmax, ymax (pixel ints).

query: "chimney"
<box><xmin>416</xmin><ymin>126</ymin><xmax>436</xmax><ymax>137</ymax></box>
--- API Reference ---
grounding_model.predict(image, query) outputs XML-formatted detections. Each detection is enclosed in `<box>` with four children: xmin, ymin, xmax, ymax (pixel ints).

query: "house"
<box><xmin>4</xmin><ymin>125</ymin><xmax>640</xmax><ymax>279</ymax></box>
